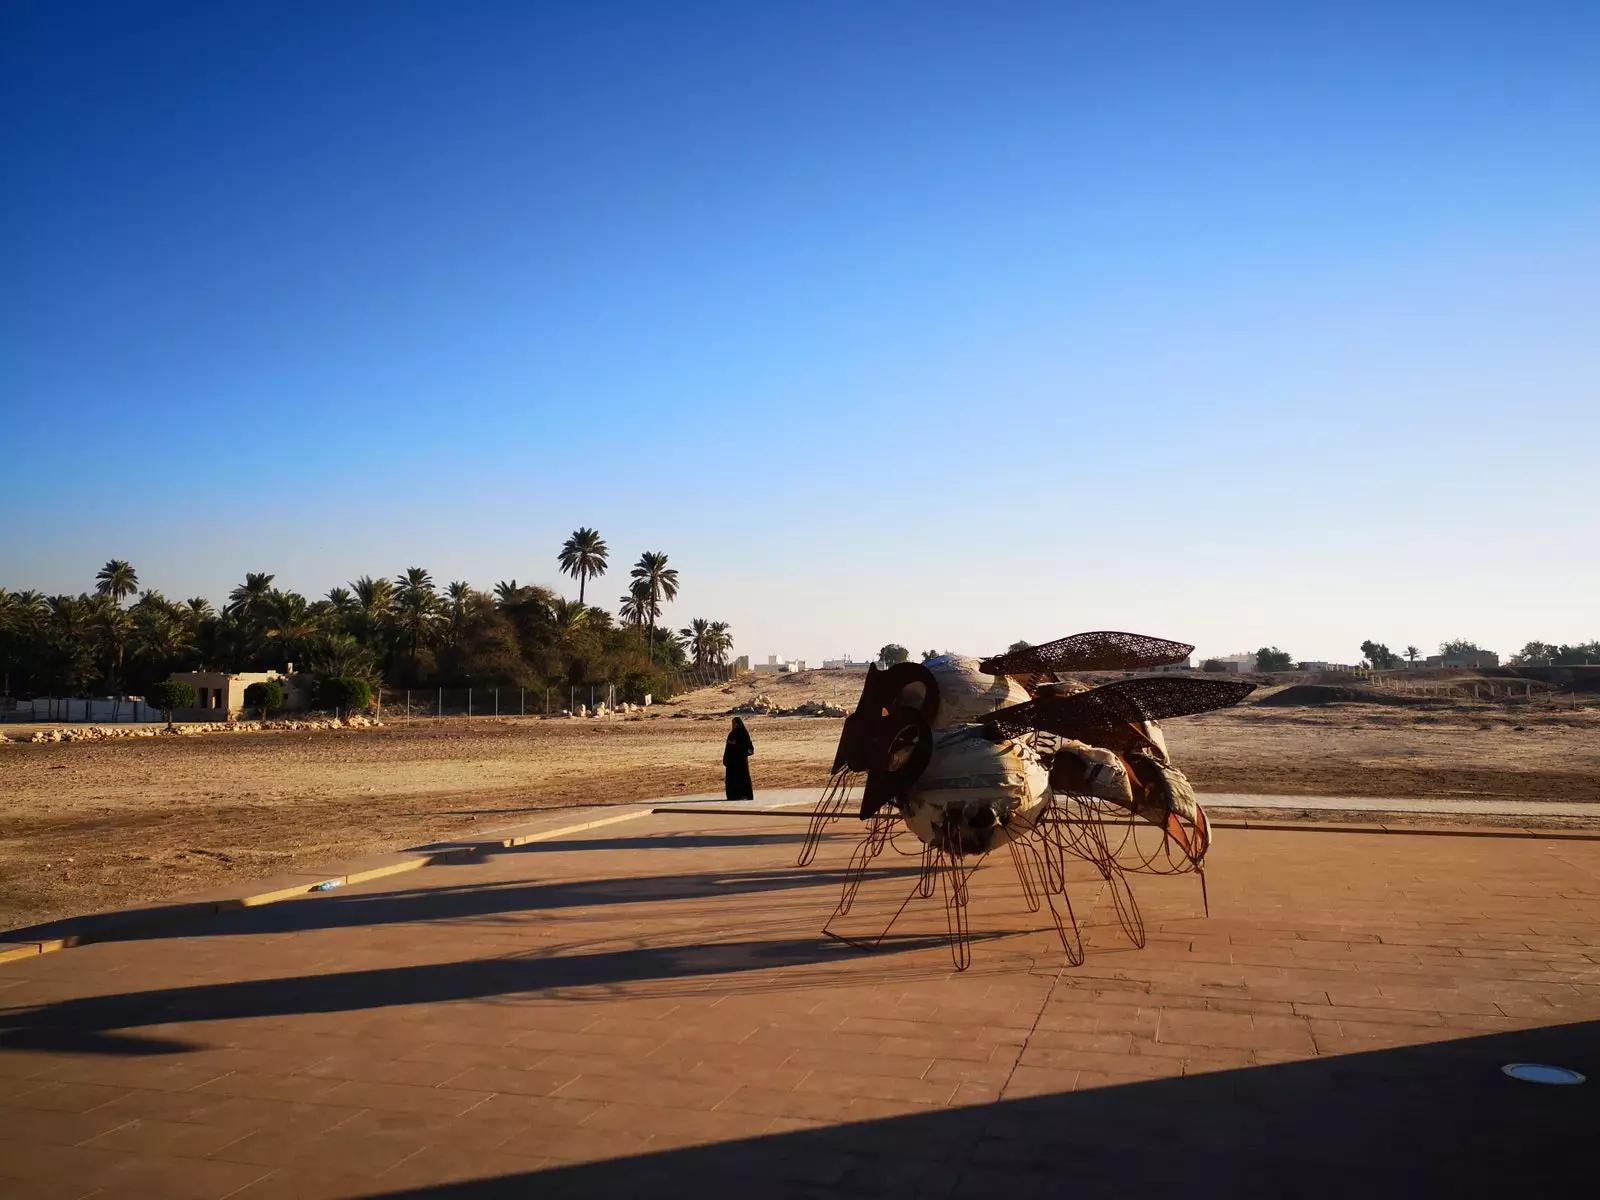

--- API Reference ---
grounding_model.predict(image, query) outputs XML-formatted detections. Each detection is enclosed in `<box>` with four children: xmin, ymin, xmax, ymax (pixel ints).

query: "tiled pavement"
<box><xmin>1</xmin><ymin>808</ymin><xmax>1597</xmax><ymax>1198</ymax></box>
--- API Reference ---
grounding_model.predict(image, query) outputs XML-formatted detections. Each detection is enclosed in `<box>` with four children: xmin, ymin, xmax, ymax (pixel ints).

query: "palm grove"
<box><xmin>0</xmin><ymin>532</ymin><xmax>734</xmax><ymax>705</ymax></box>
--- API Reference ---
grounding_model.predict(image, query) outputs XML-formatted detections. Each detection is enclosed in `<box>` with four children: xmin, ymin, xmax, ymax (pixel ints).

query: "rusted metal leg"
<box><xmin>1008</xmin><ymin>837</ymin><xmax>1041</xmax><ymax>914</ymax></box>
<box><xmin>798</xmin><ymin>771</ymin><xmax>854</xmax><ymax>867</ymax></box>
<box><xmin>1026</xmin><ymin>836</ymin><xmax>1084</xmax><ymax>966</ymax></box>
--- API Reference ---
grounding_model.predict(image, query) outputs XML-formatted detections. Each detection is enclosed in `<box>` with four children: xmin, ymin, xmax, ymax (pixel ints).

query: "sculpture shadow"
<box><xmin>363</xmin><ymin>1019</ymin><xmax>1598</xmax><ymax>1199</ymax></box>
<box><xmin>0</xmin><ymin>932</ymin><xmax>955</xmax><ymax>1057</ymax></box>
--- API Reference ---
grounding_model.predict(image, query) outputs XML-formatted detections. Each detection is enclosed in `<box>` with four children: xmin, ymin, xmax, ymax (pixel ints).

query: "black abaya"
<box><xmin>723</xmin><ymin>718</ymin><xmax>755</xmax><ymax>800</ymax></box>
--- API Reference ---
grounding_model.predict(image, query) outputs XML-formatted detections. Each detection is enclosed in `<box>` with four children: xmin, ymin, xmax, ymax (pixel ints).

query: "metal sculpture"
<box><xmin>799</xmin><ymin>632</ymin><xmax>1255</xmax><ymax>970</ymax></box>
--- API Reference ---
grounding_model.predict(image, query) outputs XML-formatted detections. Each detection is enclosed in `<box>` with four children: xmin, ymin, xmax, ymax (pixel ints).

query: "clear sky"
<box><xmin>4</xmin><ymin>1</ymin><xmax>1597</xmax><ymax>666</ymax></box>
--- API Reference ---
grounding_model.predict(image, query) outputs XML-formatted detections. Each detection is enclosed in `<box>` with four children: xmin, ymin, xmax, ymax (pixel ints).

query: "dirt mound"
<box><xmin>1255</xmin><ymin>684</ymin><xmax>1427</xmax><ymax>707</ymax></box>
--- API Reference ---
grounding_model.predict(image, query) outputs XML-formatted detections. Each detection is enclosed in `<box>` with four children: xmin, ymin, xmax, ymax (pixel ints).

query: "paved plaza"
<box><xmin>1</xmin><ymin>802</ymin><xmax>1597</xmax><ymax>1198</ymax></box>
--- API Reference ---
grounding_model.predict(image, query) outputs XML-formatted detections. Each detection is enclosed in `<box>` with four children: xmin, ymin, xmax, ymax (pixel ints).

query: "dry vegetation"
<box><xmin>3</xmin><ymin>668</ymin><xmax>1597</xmax><ymax>933</ymax></box>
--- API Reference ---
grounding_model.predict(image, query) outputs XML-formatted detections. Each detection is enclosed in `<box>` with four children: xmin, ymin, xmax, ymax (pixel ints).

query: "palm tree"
<box><xmin>1405</xmin><ymin>645</ymin><xmax>1421</xmax><ymax>664</ymax></box>
<box><xmin>443</xmin><ymin>582</ymin><xmax>475</xmax><ymax>648</ymax></box>
<box><xmin>95</xmin><ymin>560</ymin><xmax>139</xmax><ymax>607</ymax></box>
<box><xmin>629</xmin><ymin>552</ymin><xmax>679</xmax><ymax>662</ymax></box>
<box><xmin>325</xmin><ymin>587</ymin><xmax>355</xmax><ymax>615</ymax></box>
<box><xmin>227</xmin><ymin>572</ymin><xmax>275</xmax><ymax>621</ymax></box>
<box><xmin>618</xmin><ymin>580</ymin><xmax>650</xmax><ymax>629</ymax></box>
<box><xmin>91</xmin><ymin>594</ymin><xmax>135</xmax><ymax>689</ymax></box>
<box><xmin>350</xmin><ymin>575</ymin><xmax>395</xmax><ymax>650</ymax></box>
<box><xmin>266</xmin><ymin>591</ymin><xmax>316</xmax><ymax>664</ymax></box>
<box><xmin>558</xmin><ymin>528</ymin><xmax>609</xmax><ymax>604</ymax></box>
<box><xmin>680</xmin><ymin>618</ymin><xmax>712</xmax><ymax>667</ymax></box>
<box><xmin>393</xmin><ymin>567</ymin><xmax>439</xmax><ymax>669</ymax></box>
<box><xmin>308</xmin><ymin>632</ymin><xmax>377</xmax><ymax>682</ymax></box>
<box><xmin>706</xmin><ymin>621</ymin><xmax>733</xmax><ymax>667</ymax></box>
<box><xmin>184</xmin><ymin>598</ymin><xmax>214</xmax><ymax>622</ymax></box>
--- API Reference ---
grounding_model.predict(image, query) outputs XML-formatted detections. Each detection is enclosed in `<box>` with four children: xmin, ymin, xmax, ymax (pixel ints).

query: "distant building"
<box><xmin>165</xmin><ymin>667</ymin><xmax>310</xmax><ymax>718</ymax></box>
<box><xmin>1203</xmin><ymin>653</ymin><xmax>1258</xmax><ymax>674</ymax></box>
<box><xmin>1424</xmin><ymin>649</ymin><xmax>1500</xmax><ymax>669</ymax></box>
<box><xmin>1297</xmin><ymin>661</ymin><xmax>1358</xmax><ymax>673</ymax></box>
<box><xmin>731</xmin><ymin>656</ymin><xmax>750</xmax><ymax>673</ymax></box>
<box><xmin>753</xmin><ymin>655</ymin><xmax>807</xmax><ymax>674</ymax></box>
<box><xmin>1124</xmin><ymin>657</ymin><xmax>1192</xmax><ymax>675</ymax></box>
<box><xmin>821</xmin><ymin>656</ymin><xmax>872</xmax><ymax>671</ymax></box>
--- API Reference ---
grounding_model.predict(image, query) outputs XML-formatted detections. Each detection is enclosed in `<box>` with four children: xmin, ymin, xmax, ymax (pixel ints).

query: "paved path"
<box><xmin>1</xmin><ymin>803</ymin><xmax>1597</xmax><ymax>1197</ymax></box>
<box><xmin>663</xmin><ymin>787</ymin><xmax>1600</xmax><ymax>819</ymax></box>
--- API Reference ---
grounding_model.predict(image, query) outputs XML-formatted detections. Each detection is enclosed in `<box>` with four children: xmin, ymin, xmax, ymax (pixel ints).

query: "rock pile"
<box><xmin>19</xmin><ymin>715</ymin><xmax>382</xmax><ymax>743</ymax></box>
<box><xmin>727</xmin><ymin>696</ymin><xmax>847</xmax><ymax>717</ymax></box>
<box><xmin>731</xmin><ymin>694</ymin><xmax>781</xmax><ymax>714</ymax></box>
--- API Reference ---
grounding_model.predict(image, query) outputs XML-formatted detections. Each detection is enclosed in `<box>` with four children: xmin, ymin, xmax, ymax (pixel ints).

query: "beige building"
<box><xmin>165</xmin><ymin>668</ymin><xmax>310</xmax><ymax>718</ymax></box>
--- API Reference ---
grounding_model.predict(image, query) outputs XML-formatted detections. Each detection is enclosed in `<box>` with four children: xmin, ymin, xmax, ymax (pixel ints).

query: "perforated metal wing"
<box><xmin>987</xmin><ymin>676</ymin><xmax>1257</xmax><ymax>743</ymax></box>
<box><xmin>979</xmin><ymin>631</ymin><xmax>1195</xmax><ymax>678</ymax></box>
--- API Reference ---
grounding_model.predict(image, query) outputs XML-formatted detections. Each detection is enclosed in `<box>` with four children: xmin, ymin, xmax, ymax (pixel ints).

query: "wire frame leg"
<box><xmin>832</xmin><ymin>813</ymin><xmax>893</xmax><ymax>920</ymax></box>
<box><xmin>917</xmin><ymin>842</ymin><xmax>938</xmax><ymax>899</ymax></box>
<box><xmin>1025</xmin><ymin>835</ymin><xmax>1085</xmax><ymax>967</ymax></box>
<box><xmin>939</xmin><ymin>849</ymin><xmax>975</xmax><ymax>972</ymax></box>
<box><xmin>1008</xmin><ymin>838</ymin><xmax>1042</xmax><ymax>914</ymax></box>
<box><xmin>1102</xmin><ymin>862</ymin><xmax>1147</xmax><ymax>948</ymax></box>
<box><xmin>798</xmin><ymin>771</ymin><xmax>855</xmax><ymax>867</ymax></box>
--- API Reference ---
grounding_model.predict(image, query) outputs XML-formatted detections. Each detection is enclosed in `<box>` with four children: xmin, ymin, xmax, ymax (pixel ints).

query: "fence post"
<box><xmin>494</xmin><ymin>688</ymin><xmax>499</xmax><ymax>718</ymax></box>
<box><xmin>406</xmin><ymin>690</ymin><xmax>410</xmax><ymax>718</ymax></box>
<box><xmin>468</xmin><ymin>688</ymin><xmax>473</xmax><ymax>718</ymax></box>
<box><xmin>438</xmin><ymin>687</ymin><xmax>443</xmax><ymax>718</ymax></box>
<box><xmin>521</xmin><ymin>688</ymin><xmax>525</xmax><ymax>717</ymax></box>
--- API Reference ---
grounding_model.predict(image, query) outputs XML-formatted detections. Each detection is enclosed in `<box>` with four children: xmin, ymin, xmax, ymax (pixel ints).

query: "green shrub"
<box><xmin>315</xmin><ymin>676</ymin><xmax>372</xmax><ymax>713</ymax></box>
<box><xmin>243</xmin><ymin>679</ymin><xmax>284</xmax><ymax>719</ymax></box>
<box><xmin>146</xmin><ymin>680</ymin><xmax>196</xmax><ymax>728</ymax></box>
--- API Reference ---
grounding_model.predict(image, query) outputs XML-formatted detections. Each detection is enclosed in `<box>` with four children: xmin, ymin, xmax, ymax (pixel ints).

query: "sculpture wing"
<box><xmin>987</xmin><ymin>676</ymin><xmax>1256</xmax><ymax>742</ymax></box>
<box><xmin>980</xmin><ymin>632</ymin><xmax>1195</xmax><ymax>678</ymax></box>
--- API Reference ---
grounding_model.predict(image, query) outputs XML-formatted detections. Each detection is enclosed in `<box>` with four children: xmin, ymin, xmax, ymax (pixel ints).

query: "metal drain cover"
<box><xmin>1502</xmin><ymin>1063</ymin><xmax>1586</xmax><ymax>1085</ymax></box>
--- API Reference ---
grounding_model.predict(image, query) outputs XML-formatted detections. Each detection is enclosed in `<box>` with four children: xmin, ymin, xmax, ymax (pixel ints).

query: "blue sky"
<box><xmin>4</xmin><ymin>1</ymin><xmax>1597</xmax><ymax>665</ymax></box>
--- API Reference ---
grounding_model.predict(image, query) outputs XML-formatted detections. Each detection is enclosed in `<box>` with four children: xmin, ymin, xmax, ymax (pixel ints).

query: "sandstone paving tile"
<box><xmin>0</xmin><ymin>1053</ymin><xmax>77</xmax><ymax>1082</ymax></box>
<box><xmin>741</xmin><ymin>1024</ymin><xmax>888</xmax><ymax>1053</ymax></box>
<box><xmin>26</xmin><ymin>1058</ymin><xmax>229</xmax><ymax>1094</ymax></box>
<box><xmin>556</xmin><ymin>1071</ymin><xmax>737</xmax><ymax>1110</ymax></box>
<box><xmin>368</xmin><ymin>1144</ymin><xmax>550</xmax><ymax>1191</ymax></box>
<box><xmin>580</xmin><ymin>1099</ymin><xmax>777</xmax><ymax>1144</ymax></box>
<box><xmin>642</xmin><ymin>1036</ymin><xmax>800</xmax><ymax>1070</ymax></box>
<box><xmin>1291</xmin><ymin>1001</ymin><xmax>1446</xmax><ymax>1027</ymax></box>
<box><xmin>920</xmin><ymin>1058</ymin><xmax>1018</xmax><ymax>1089</ymax></box>
<box><xmin>88</xmin><ymin>1151</ymin><xmax>276</xmax><ymax>1200</ymax></box>
<box><xmin>312</xmin><ymin>1079</ymin><xmax>495</xmax><ymax>1117</ymax></box>
<box><xmin>712</xmin><ymin>1085</ymin><xmax>854</xmax><ymax>1122</ymax></box>
<box><xmin>192</xmin><ymin>1072</ymin><xmax>346</xmax><ymax>1105</ymax></box>
<box><xmin>83</xmin><ymin>1115</ymin><xmax>255</xmax><ymax>1159</ymax></box>
<box><xmin>206</xmin><ymin>1166</ymin><xmax>381</xmax><ymax>1200</ymax></box>
<box><xmin>328</xmin><ymin>1106</ymin><xmax>531</xmax><ymax>1152</ymax></box>
<box><xmin>393</xmin><ymin>1039</ymin><xmax>551</xmax><ymax>1071</ymax></box>
<box><xmin>1025</xmin><ymin>1029</ymin><xmax>1135</xmax><ymax>1055</ymax></box>
<box><xmin>782</xmin><ymin>1047</ymin><xmax>936</xmax><ymax>1081</ymax></box>
<box><xmin>871</xmin><ymin>1035</ymin><xmax>999</xmax><ymax>1063</ymax></box>
<box><xmin>0</xmin><ymin>1105</ymin><xmax>136</xmax><ymax>1146</ymax></box>
<box><xmin>792</xmin><ymin>1069</ymin><xmax>957</xmax><ymax>1106</ymax></box>
<box><xmin>504</xmin><ymin>1028</ymin><xmax>663</xmax><ymax>1057</ymax></box>
<box><xmin>489</xmin><ymin>1119</ymin><xmax>652</xmax><ymax>1164</ymax></box>
<box><xmin>678</xmin><ymin>1061</ymin><xmax>813</xmax><ymax>1093</ymax></box>
<box><xmin>206</xmin><ymin>1124</ymin><xmax>432</xmax><ymax>1175</ymax></box>
<box><xmin>996</xmin><ymin>1065</ymin><xmax>1079</xmax><ymax>1098</ymax></box>
<box><xmin>296</xmin><ymin>1054</ymin><xmax>471</xmax><ymax>1089</ymax></box>
<box><xmin>5</xmin><ymin>1081</ymin><xmax>132</xmax><ymax>1113</ymax></box>
<box><xmin>0</xmin><ymin>1137</ymin><xmax>135</xmax><ymax>1191</ymax></box>
<box><xmin>433</xmin><ymin>1064</ymin><xmax>580</xmax><ymax>1097</ymax></box>
<box><xmin>450</xmin><ymin>1090</ymin><xmax>604</xmax><ymax>1127</ymax></box>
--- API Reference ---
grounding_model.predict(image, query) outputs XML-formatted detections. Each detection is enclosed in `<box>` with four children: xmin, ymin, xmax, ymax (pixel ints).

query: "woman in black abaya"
<box><xmin>723</xmin><ymin>717</ymin><xmax>755</xmax><ymax>800</ymax></box>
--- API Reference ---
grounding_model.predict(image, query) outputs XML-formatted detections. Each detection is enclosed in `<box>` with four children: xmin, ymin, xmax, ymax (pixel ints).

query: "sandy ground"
<box><xmin>3</xmin><ymin>676</ymin><xmax>1597</xmax><ymax>933</ymax></box>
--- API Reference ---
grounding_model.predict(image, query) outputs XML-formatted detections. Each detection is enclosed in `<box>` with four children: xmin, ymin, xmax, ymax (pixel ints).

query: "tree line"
<box><xmin>0</xmin><ymin>530</ymin><xmax>735</xmax><ymax>703</ymax></box>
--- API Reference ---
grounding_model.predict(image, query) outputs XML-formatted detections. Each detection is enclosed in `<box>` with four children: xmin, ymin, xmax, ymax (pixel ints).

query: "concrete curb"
<box><xmin>649</xmin><ymin>805</ymin><xmax>1600</xmax><ymax>843</ymax></box>
<box><xmin>0</xmin><ymin>807</ymin><xmax>652</xmax><ymax>967</ymax></box>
